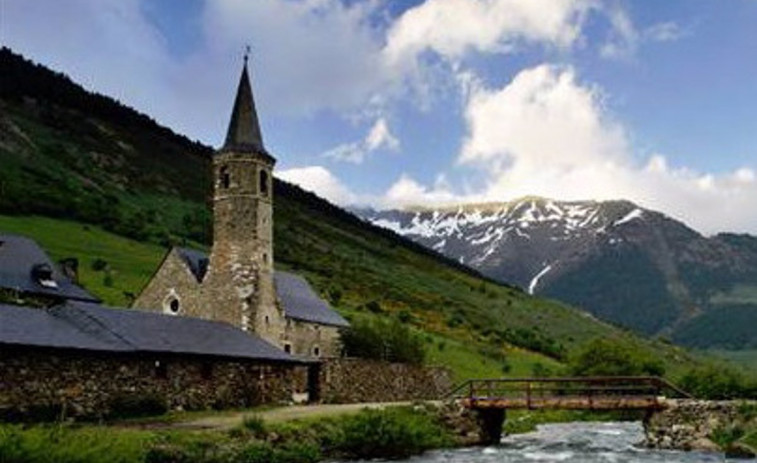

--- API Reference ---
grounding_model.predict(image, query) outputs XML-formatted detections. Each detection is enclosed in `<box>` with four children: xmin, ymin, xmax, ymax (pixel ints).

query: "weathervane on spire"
<box><xmin>244</xmin><ymin>44</ymin><xmax>251</xmax><ymax>65</ymax></box>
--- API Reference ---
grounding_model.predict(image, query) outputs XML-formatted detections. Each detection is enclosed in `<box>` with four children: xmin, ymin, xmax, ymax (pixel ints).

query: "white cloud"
<box><xmin>324</xmin><ymin>117</ymin><xmax>400</xmax><ymax>164</ymax></box>
<box><xmin>644</xmin><ymin>21</ymin><xmax>686</xmax><ymax>43</ymax></box>
<box><xmin>384</xmin><ymin>173</ymin><xmax>460</xmax><ymax>207</ymax></box>
<box><xmin>276</xmin><ymin>166</ymin><xmax>358</xmax><ymax>205</ymax></box>
<box><xmin>1</xmin><ymin>0</ymin><xmax>393</xmax><ymax>144</ymax></box>
<box><xmin>394</xmin><ymin>64</ymin><xmax>757</xmax><ymax>235</ymax></box>
<box><xmin>384</xmin><ymin>0</ymin><xmax>596</xmax><ymax>69</ymax></box>
<box><xmin>599</xmin><ymin>4</ymin><xmax>686</xmax><ymax>60</ymax></box>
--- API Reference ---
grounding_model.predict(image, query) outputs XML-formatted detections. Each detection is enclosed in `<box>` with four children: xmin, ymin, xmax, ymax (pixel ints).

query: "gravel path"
<box><xmin>170</xmin><ymin>401</ymin><xmax>429</xmax><ymax>431</ymax></box>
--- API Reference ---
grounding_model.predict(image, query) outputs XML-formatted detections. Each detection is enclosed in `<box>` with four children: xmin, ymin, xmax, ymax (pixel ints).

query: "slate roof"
<box><xmin>274</xmin><ymin>271</ymin><xmax>349</xmax><ymax>328</ymax></box>
<box><xmin>175</xmin><ymin>248</ymin><xmax>348</xmax><ymax>328</ymax></box>
<box><xmin>0</xmin><ymin>234</ymin><xmax>99</xmax><ymax>302</ymax></box>
<box><xmin>176</xmin><ymin>247</ymin><xmax>209</xmax><ymax>282</ymax></box>
<box><xmin>0</xmin><ymin>301</ymin><xmax>302</xmax><ymax>363</ymax></box>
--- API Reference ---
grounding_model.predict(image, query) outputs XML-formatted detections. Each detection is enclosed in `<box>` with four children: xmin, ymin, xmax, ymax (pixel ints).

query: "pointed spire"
<box><xmin>223</xmin><ymin>51</ymin><xmax>265</xmax><ymax>153</ymax></box>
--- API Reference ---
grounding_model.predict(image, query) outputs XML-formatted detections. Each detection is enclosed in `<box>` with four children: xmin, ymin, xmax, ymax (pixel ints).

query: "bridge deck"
<box><xmin>460</xmin><ymin>396</ymin><xmax>664</xmax><ymax>410</ymax></box>
<box><xmin>451</xmin><ymin>376</ymin><xmax>689</xmax><ymax>411</ymax></box>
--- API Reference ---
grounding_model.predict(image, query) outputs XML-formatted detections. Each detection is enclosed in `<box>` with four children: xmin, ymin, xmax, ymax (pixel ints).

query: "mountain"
<box><xmin>0</xmin><ymin>47</ymin><xmax>701</xmax><ymax>380</ymax></box>
<box><xmin>357</xmin><ymin>198</ymin><xmax>757</xmax><ymax>349</ymax></box>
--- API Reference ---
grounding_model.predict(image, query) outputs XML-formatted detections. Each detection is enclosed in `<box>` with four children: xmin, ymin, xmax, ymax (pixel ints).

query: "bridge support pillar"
<box><xmin>475</xmin><ymin>408</ymin><xmax>505</xmax><ymax>445</ymax></box>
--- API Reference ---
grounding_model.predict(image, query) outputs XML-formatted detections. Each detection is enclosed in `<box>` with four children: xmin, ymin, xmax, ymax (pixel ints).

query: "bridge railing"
<box><xmin>447</xmin><ymin>376</ymin><xmax>692</xmax><ymax>403</ymax></box>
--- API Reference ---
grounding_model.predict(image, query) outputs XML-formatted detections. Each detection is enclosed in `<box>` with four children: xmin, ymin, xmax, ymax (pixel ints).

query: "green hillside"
<box><xmin>0</xmin><ymin>47</ymin><xmax>701</xmax><ymax>382</ymax></box>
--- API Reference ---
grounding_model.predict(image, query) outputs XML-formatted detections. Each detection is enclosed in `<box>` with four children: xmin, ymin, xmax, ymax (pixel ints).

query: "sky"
<box><xmin>2</xmin><ymin>0</ymin><xmax>756</xmax><ymax>235</ymax></box>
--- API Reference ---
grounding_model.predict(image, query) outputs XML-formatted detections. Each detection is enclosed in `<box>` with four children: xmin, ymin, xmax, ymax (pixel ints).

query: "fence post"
<box><xmin>526</xmin><ymin>381</ymin><xmax>532</xmax><ymax>409</ymax></box>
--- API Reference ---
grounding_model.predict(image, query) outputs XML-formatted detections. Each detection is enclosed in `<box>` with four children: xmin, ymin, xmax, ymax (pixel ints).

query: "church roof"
<box><xmin>0</xmin><ymin>234</ymin><xmax>99</xmax><ymax>303</ymax></box>
<box><xmin>274</xmin><ymin>271</ymin><xmax>349</xmax><ymax>328</ymax></box>
<box><xmin>175</xmin><ymin>247</ymin><xmax>348</xmax><ymax>328</ymax></box>
<box><xmin>0</xmin><ymin>301</ymin><xmax>302</xmax><ymax>363</ymax></box>
<box><xmin>219</xmin><ymin>57</ymin><xmax>274</xmax><ymax>163</ymax></box>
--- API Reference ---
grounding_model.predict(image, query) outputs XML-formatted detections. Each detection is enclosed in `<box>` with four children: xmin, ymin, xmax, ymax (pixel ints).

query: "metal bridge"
<box><xmin>450</xmin><ymin>376</ymin><xmax>692</xmax><ymax>411</ymax></box>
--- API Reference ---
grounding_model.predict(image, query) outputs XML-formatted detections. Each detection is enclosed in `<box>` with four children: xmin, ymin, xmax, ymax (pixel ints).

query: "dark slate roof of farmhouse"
<box><xmin>0</xmin><ymin>301</ymin><xmax>302</xmax><ymax>363</ymax></box>
<box><xmin>175</xmin><ymin>248</ymin><xmax>348</xmax><ymax>327</ymax></box>
<box><xmin>0</xmin><ymin>234</ymin><xmax>99</xmax><ymax>302</ymax></box>
<box><xmin>0</xmin><ymin>303</ymin><xmax>130</xmax><ymax>352</ymax></box>
<box><xmin>274</xmin><ymin>271</ymin><xmax>349</xmax><ymax>327</ymax></box>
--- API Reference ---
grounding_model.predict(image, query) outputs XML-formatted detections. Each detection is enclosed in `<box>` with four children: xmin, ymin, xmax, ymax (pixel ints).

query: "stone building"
<box><xmin>133</xmin><ymin>58</ymin><xmax>347</xmax><ymax>358</ymax></box>
<box><xmin>0</xmin><ymin>234</ymin><xmax>307</xmax><ymax>419</ymax></box>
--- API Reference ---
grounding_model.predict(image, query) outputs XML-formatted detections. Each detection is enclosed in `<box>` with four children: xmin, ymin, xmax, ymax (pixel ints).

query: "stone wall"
<box><xmin>0</xmin><ymin>346</ymin><xmax>299</xmax><ymax>420</ymax></box>
<box><xmin>645</xmin><ymin>399</ymin><xmax>757</xmax><ymax>452</ymax></box>
<box><xmin>318</xmin><ymin>358</ymin><xmax>452</xmax><ymax>404</ymax></box>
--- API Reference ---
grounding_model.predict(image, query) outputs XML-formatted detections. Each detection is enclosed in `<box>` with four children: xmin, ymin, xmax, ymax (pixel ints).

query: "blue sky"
<box><xmin>2</xmin><ymin>0</ymin><xmax>756</xmax><ymax>234</ymax></box>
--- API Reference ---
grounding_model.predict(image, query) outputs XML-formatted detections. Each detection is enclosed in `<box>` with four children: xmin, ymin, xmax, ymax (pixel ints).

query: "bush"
<box><xmin>331</xmin><ymin>407</ymin><xmax>451</xmax><ymax>460</ymax></box>
<box><xmin>90</xmin><ymin>258</ymin><xmax>108</xmax><ymax>271</ymax></box>
<box><xmin>678</xmin><ymin>364</ymin><xmax>757</xmax><ymax>400</ymax></box>
<box><xmin>241</xmin><ymin>415</ymin><xmax>265</xmax><ymax>435</ymax></box>
<box><xmin>340</xmin><ymin>318</ymin><xmax>425</xmax><ymax>364</ymax></box>
<box><xmin>567</xmin><ymin>337</ymin><xmax>665</xmax><ymax>377</ymax></box>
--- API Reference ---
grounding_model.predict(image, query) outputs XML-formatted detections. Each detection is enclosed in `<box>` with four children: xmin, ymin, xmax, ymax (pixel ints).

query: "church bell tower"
<box><xmin>206</xmin><ymin>54</ymin><xmax>282</xmax><ymax>345</ymax></box>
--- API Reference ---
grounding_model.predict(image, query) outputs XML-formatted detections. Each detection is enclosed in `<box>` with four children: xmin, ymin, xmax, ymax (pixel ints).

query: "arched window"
<box><xmin>220</xmin><ymin>165</ymin><xmax>230</xmax><ymax>189</ymax></box>
<box><xmin>259</xmin><ymin>169</ymin><xmax>269</xmax><ymax>196</ymax></box>
<box><xmin>163</xmin><ymin>291</ymin><xmax>181</xmax><ymax>315</ymax></box>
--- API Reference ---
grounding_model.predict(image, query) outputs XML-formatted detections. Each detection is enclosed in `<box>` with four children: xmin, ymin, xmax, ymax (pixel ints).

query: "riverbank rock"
<box><xmin>435</xmin><ymin>401</ymin><xmax>485</xmax><ymax>446</ymax></box>
<box><xmin>644</xmin><ymin>399</ymin><xmax>757</xmax><ymax>453</ymax></box>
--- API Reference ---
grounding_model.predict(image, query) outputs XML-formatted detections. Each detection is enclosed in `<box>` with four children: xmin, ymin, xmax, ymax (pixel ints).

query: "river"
<box><xmin>370</xmin><ymin>422</ymin><xmax>731</xmax><ymax>462</ymax></box>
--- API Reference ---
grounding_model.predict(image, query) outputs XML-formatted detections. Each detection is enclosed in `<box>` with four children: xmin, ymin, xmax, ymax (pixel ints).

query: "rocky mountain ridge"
<box><xmin>357</xmin><ymin>198</ymin><xmax>757</xmax><ymax>348</ymax></box>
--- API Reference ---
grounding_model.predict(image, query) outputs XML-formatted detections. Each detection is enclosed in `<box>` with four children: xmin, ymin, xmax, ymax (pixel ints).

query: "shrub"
<box><xmin>331</xmin><ymin>407</ymin><xmax>451</xmax><ymax>459</ymax></box>
<box><xmin>678</xmin><ymin>364</ymin><xmax>757</xmax><ymax>400</ymax></box>
<box><xmin>241</xmin><ymin>415</ymin><xmax>265</xmax><ymax>435</ymax></box>
<box><xmin>90</xmin><ymin>258</ymin><xmax>108</xmax><ymax>271</ymax></box>
<box><xmin>568</xmin><ymin>337</ymin><xmax>665</xmax><ymax>377</ymax></box>
<box><xmin>340</xmin><ymin>318</ymin><xmax>425</xmax><ymax>364</ymax></box>
<box><xmin>365</xmin><ymin>300</ymin><xmax>383</xmax><ymax>313</ymax></box>
<box><xmin>710</xmin><ymin>424</ymin><xmax>745</xmax><ymax>448</ymax></box>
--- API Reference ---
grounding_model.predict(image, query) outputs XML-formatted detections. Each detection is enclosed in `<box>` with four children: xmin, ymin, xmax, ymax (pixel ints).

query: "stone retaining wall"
<box><xmin>645</xmin><ymin>399</ymin><xmax>757</xmax><ymax>453</ymax></box>
<box><xmin>0</xmin><ymin>346</ymin><xmax>300</xmax><ymax>420</ymax></box>
<box><xmin>317</xmin><ymin>358</ymin><xmax>452</xmax><ymax>403</ymax></box>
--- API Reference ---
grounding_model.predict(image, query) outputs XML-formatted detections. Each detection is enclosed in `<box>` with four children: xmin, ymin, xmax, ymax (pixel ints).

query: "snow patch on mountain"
<box><xmin>614</xmin><ymin>208</ymin><xmax>644</xmax><ymax>227</ymax></box>
<box><xmin>528</xmin><ymin>263</ymin><xmax>554</xmax><ymax>295</ymax></box>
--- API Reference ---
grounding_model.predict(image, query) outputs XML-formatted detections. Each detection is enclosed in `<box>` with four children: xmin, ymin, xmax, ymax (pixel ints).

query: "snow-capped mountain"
<box><xmin>355</xmin><ymin>197</ymin><xmax>757</xmax><ymax>349</ymax></box>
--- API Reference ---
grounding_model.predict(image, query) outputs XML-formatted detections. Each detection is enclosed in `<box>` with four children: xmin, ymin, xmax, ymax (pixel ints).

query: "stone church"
<box><xmin>134</xmin><ymin>57</ymin><xmax>348</xmax><ymax>358</ymax></box>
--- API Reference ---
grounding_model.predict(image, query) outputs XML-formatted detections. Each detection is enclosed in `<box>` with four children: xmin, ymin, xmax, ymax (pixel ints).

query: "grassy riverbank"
<box><xmin>0</xmin><ymin>405</ymin><xmax>455</xmax><ymax>463</ymax></box>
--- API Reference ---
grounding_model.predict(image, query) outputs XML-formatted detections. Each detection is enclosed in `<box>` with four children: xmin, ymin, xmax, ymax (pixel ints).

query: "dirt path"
<box><xmin>169</xmin><ymin>401</ymin><xmax>432</xmax><ymax>431</ymax></box>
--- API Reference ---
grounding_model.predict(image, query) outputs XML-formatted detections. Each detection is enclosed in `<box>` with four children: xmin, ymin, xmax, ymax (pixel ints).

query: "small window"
<box><xmin>259</xmin><ymin>169</ymin><xmax>269</xmax><ymax>196</ymax></box>
<box><xmin>31</xmin><ymin>263</ymin><xmax>58</xmax><ymax>289</ymax></box>
<box><xmin>264</xmin><ymin>315</ymin><xmax>270</xmax><ymax>325</ymax></box>
<box><xmin>169</xmin><ymin>298</ymin><xmax>180</xmax><ymax>313</ymax></box>
<box><xmin>284</xmin><ymin>343</ymin><xmax>292</xmax><ymax>354</ymax></box>
<box><xmin>313</xmin><ymin>346</ymin><xmax>320</xmax><ymax>357</ymax></box>
<box><xmin>220</xmin><ymin>166</ymin><xmax>230</xmax><ymax>189</ymax></box>
<box><xmin>155</xmin><ymin>360</ymin><xmax>168</xmax><ymax>379</ymax></box>
<box><xmin>200</xmin><ymin>363</ymin><xmax>213</xmax><ymax>380</ymax></box>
